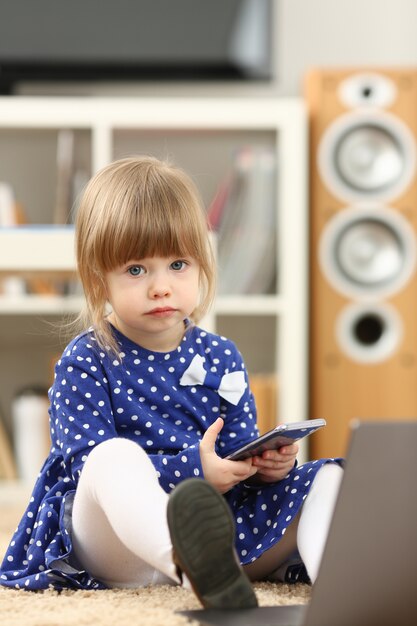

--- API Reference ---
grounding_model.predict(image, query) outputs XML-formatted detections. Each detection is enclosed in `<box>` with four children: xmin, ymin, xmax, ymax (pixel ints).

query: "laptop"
<box><xmin>180</xmin><ymin>421</ymin><xmax>417</xmax><ymax>626</ymax></box>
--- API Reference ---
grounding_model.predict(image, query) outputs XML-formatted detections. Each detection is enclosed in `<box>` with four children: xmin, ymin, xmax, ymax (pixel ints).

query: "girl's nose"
<box><xmin>148</xmin><ymin>276</ymin><xmax>171</xmax><ymax>298</ymax></box>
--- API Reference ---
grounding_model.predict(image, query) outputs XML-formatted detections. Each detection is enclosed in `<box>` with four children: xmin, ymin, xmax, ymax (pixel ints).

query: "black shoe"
<box><xmin>167</xmin><ymin>478</ymin><xmax>258</xmax><ymax>610</ymax></box>
<box><xmin>267</xmin><ymin>557</ymin><xmax>311</xmax><ymax>585</ymax></box>
<box><xmin>284</xmin><ymin>562</ymin><xmax>311</xmax><ymax>584</ymax></box>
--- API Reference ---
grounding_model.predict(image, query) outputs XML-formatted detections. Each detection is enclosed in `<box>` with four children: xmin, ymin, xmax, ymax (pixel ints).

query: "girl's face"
<box><xmin>105</xmin><ymin>256</ymin><xmax>200</xmax><ymax>352</ymax></box>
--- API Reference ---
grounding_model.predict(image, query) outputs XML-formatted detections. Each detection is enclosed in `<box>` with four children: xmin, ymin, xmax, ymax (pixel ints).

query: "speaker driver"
<box><xmin>318</xmin><ymin>111</ymin><xmax>417</xmax><ymax>202</ymax></box>
<box><xmin>336</xmin><ymin>301</ymin><xmax>402</xmax><ymax>363</ymax></box>
<box><xmin>336</xmin><ymin>125</ymin><xmax>403</xmax><ymax>192</ymax></box>
<box><xmin>338</xmin><ymin>219</ymin><xmax>404</xmax><ymax>286</ymax></box>
<box><xmin>320</xmin><ymin>205</ymin><xmax>417</xmax><ymax>299</ymax></box>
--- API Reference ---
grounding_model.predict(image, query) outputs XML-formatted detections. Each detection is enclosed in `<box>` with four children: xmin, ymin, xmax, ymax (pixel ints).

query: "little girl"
<box><xmin>0</xmin><ymin>156</ymin><xmax>343</xmax><ymax>605</ymax></box>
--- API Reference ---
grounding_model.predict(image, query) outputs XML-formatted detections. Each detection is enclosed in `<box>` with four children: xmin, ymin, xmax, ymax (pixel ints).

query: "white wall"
<box><xmin>277</xmin><ymin>0</ymin><xmax>417</xmax><ymax>95</ymax></box>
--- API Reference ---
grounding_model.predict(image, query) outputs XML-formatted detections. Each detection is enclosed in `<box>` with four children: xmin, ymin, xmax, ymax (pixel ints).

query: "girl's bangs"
<box><xmin>99</xmin><ymin>204</ymin><xmax>204</xmax><ymax>272</ymax></box>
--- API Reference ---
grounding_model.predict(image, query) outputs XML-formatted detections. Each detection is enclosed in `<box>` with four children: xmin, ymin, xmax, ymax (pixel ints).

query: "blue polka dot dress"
<box><xmin>0</xmin><ymin>323</ymin><xmax>342</xmax><ymax>590</ymax></box>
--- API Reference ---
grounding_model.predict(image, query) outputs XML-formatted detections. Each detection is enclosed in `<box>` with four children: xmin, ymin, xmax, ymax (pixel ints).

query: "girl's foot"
<box><xmin>167</xmin><ymin>478</ymin><xmax>258</xmax><ymax>610</ymax></box>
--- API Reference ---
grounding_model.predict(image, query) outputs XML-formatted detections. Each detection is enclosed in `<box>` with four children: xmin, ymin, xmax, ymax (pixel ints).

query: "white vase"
<box><xmin>12</xmin><ymin>389</ymin><xmax>50</xmax><ymax>483</ymax></box>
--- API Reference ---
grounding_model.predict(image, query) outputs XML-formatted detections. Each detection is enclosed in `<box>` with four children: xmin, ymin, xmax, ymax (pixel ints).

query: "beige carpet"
<box><xmin>0</xmin><ymin>494</ymin><xmax>310</xmax><ymax>626</ymax></box>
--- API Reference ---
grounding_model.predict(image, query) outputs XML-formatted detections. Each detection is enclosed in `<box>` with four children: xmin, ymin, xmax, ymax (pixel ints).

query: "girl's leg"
<box><xmin>71</xmin><ymin>438</ymin><xmax>180</xmax><ymax>588</ymax></box>
<box><xmin>243</xmin><ymin>463</ymin><xmax>343</xmax><ymax>583</ymax></box>
<box><xmin>242</xmin><ymin>513</ymin><xmax>300</xmax><ymax>582</ymax></box>
<box><xmin>297</xmin><ymin>463</ymin><xmax>344</xmax><ymax>582</ymax></box>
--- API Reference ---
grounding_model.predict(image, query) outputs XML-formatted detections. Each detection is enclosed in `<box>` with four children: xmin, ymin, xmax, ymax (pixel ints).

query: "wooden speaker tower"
<box><xmin>307</xmin><ymin>68</ymin><xmax>417</xmax><ymax>458</ymax></box>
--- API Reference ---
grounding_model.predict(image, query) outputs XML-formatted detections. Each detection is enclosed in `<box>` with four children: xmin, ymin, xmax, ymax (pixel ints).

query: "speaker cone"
<box><xmin>335</xmin><ymin>125</ymin><xmax>404</xmax><ymax>193</ymax></box>
<box><xmin>319</xmin><ymin>111</ymin><xmax>417</xmax><ymax>202</ymax></box>
<box><xmin>320</xmin><ymin>206</ymin><xmax>417</xmax><ymax>298</ymax></box>
<box><xmin>337</xmin><ymin>218</ymin><xmax>403</xmax><ymax>286</ymax></box>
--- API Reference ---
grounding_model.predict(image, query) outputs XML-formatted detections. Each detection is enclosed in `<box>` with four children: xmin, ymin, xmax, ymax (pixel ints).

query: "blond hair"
<box><xmin>73</xmin><ymin>156</ymin><xmax>216</xmax><ymax>354</ymax></box>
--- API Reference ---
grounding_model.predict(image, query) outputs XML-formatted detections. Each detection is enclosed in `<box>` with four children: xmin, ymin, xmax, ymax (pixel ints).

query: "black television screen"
<box><xmin>0</xmin><ymin>0</ymin><xmax>272</xmax><ymax>93</ymax></box>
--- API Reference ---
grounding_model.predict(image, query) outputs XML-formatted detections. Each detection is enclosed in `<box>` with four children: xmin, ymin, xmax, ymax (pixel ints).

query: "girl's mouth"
<box><xmin>146</xmin><ymin>307</ymin><xmax>176</xmax><ymax>318</ymax></box>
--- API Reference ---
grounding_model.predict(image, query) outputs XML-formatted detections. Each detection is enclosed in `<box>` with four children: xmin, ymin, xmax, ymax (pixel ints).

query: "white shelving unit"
<box><xmin>0</xmin><ymin>96</ymin><xmax>308</xmax><ymax>466</ymax></box>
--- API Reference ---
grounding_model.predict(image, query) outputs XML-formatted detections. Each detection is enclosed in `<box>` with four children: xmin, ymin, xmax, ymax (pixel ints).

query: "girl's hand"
<box><xmin>200</xmin><ymin>418</ymin><xmax>258</xmax><ymax>494</ymax></box>
<box><xmin>251</xmin><ymin>443</ymin><xmax>298</xmax><ymax>483</ymax></box>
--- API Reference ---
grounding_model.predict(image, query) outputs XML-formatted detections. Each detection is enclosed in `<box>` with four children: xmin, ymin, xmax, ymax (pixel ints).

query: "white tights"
<box><xmin>71</xmin><ymin>438</ymin><xmax>179</xmax><ymax>587</ymax></box>
<box><xmin>71</xmin><ymin>438</ymin><xmax>343</xmax><ymax>588</ymax></box>
<box><xmin>297</xmin><ymin>462</ymin><xmax>344</xmax><ymax>582</ymax></box>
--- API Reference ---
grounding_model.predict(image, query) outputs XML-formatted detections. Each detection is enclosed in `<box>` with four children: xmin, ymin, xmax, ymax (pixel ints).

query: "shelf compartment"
<box><xmin>0</xmin><ymin>127</ymin><xmax>91</xmax><ymax>224</ymax></box>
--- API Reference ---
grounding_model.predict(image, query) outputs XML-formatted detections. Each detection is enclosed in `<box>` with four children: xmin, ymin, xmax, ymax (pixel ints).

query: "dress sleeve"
<box><xmin>51</xmin><ymin>346</ymin><xmax>205</xmax><ymax>492</ymax></box>
<box><xmin>147</xmin><ymin>444</ymin><xmax>204</xmax><ymax>493</ymax></box>
<box><xmin>49</xmin><ymin>350</ymin><xmax>119</xmax><ymax>483</ymax></box>
<box><xmin>217</xmin><ymin>392</ymin><xmax>260</xmax><ymax>458</ymax></box>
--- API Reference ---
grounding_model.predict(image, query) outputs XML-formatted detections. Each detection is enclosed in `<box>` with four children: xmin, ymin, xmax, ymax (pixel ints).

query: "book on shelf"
<box><xmin>54</xmin><ymin>129</ymin><xmax>75</xmax><ymax>225</ymax></box>
<box><xmin>54</xmin><ymin>129</ymin><xmax>90</xmax><ymax>224</ymax></box>
<box><xmin>208</xmin><ymin>146</ymin><xmax>277</xmax><ymax>296</ymax></box>
<box><xmin>0</xmin><ymin>182</ymin><xmax>16</xmax><ymax>226</ymax></box>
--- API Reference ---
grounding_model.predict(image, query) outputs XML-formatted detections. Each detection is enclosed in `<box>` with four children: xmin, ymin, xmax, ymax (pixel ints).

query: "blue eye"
<box><xmin>171</xmin><ymin>260</ymin><xmax>186</xmax><ymax>271</ymax></box>
<box><xmin>128</xmin><ymin>265</ymin><xmax>144</xmax><ymax>276</ymax></box>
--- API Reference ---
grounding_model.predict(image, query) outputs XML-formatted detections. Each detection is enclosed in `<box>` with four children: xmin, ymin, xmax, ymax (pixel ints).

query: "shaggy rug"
<box><xmin>0</xmin><ymin>490</ymin><xmax>310</xmax><ymax>626</ymax></box>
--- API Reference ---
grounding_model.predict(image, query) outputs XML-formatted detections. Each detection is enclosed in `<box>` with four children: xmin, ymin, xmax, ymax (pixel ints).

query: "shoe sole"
<box><xmin>167</xmin><ymin>478</ymin><xmax>258</xmax><ymax>610</ymax></box>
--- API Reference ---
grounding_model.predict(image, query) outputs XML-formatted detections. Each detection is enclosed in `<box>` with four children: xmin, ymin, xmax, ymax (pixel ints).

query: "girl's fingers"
<box><xmin>227</xmin><ymin>459</ymin><xmax>257</xmax><ymax>479</ymax></box>
<box><xmin>253</xmin><ymin>456</ymin><xmax>296</xmax><ymax>470</ymax></box>
<box><xmin>200</xmin><ymin>418</ymin><xmax>224</xmax><ymax>451</ymax></box>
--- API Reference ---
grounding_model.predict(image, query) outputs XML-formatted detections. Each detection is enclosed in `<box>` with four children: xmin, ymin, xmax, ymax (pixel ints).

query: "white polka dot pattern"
<box><xmin>0</xmin><ymin>323</ymin><xmax>342</xmax><ymax>590</ymax></box>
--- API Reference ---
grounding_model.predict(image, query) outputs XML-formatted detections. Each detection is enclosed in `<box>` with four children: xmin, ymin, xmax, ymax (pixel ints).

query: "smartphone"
<box><xmin>225</xmin><ymin>418</ymin><xmax>326</xmax><ymax>461</ymax></box>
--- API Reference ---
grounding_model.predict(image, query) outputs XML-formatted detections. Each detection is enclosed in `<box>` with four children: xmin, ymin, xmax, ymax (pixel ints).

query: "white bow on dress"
<box><xmin>179</xmin><ymin>354</ymin><xmax>246</xmax><ymax>406</ymax></box>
